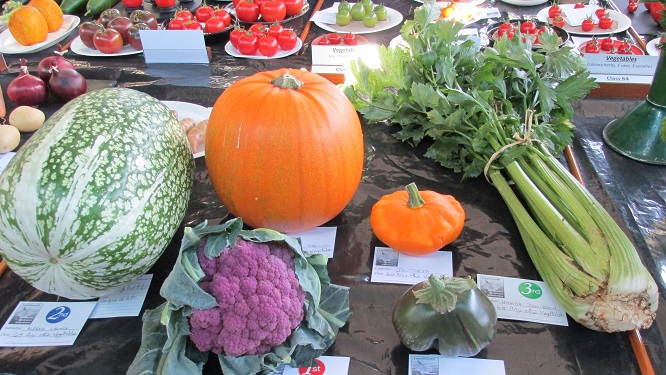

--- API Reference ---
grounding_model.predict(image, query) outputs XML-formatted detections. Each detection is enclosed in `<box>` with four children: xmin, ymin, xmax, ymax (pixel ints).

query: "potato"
<box><xmin>9</xmin><ymin>106</ymin><xmax>46</xmax><ymax>132</ymax></box>
<box><xmin>0</xmin><ymin>124</ymin><xmax>21</xmax><ymax>154</ymax></box>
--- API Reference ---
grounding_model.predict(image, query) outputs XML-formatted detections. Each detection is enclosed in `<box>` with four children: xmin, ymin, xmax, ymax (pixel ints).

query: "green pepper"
<box><xmin>392</xmin><ymin>274</ymin><xmax>497</xmax><ymax>357</ymax></box>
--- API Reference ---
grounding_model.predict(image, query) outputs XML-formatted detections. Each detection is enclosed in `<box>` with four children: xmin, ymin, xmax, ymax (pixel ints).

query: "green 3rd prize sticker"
<box><xmin>518</xmin><ymin>282</ymin><xmax>542</xmax><ymax>299</ymax></box>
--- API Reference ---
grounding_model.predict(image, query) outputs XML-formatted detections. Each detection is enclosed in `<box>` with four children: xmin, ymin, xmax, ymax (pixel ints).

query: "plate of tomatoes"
<box><xmin>313</xmin><ymin>33</ymin><xmax>369</xmax><ymax>46</ymax></box>
<box><xmin>646</xmin><ymin>38</ymin><xmax>662</xmax><ymax>56</ymax></box>
<box><xmin>498</xmin><ymin>0</ymin><xmax>548</xmax><ymax>6</ymax></box>
<box><xmin>486</xmin><ymin>20</ymin><xmax>569</xmax><ymax>47</ymax></box>
<box><xmin>577</xmin><ymin>37</ymin><xmax>643</xmax><ymax>55</ymax></box>
<box><xmin>164</xmin><ymin>6</ymin><xmax>235</xmax><ymax>44</ymax></box>
<box><xmin>224</xmin><ymin>0</ymin><xmax>309</xmax><ymax>24</ymax></box>
<box><xmin>225</xmin><ymin>25</ymin><xmax>301</xmax><ymax>59</ymax></box>
<box><xmin>314</xmin><ymin>1</ymin><xmax>403</xmax><ymax>35</ymax></box>
<box><xmin>537</xmin><ymin>4</ymin><xmax>631</xmax><ymax>36</ymax></box>
<box><xmin>0</xmin><ymin>15</ymin><xmax>79</xmax><ymax>54</ymax></box>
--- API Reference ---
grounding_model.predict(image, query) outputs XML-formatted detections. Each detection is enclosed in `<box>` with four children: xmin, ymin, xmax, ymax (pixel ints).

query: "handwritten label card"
<box><xmin>89</xmin><ymin>274</ymin><xmax>153</xmax><ymax>319</ymax></box>
<box><xmin>477</xmin><ymin>274</ymin><xmax>568</xmax><ymax>326</ymax></box>
<box><xmin>409</xmin><ymin>355</ymin><xmax>506</xmax><ymax>375</ymax></box>
<box><xmin>277</xmin><ymin>356</ymin><xmax>350</xmax><ymax>374</ymax></box>
<box><xmin>290</xmin><ymin>227</ymin><xmax>337</xmax><ymax>258</ymax></box>
<box><xmin>371</xmin><ymin>247</ymin><xmax>453</xmax><ymax>285</ymax></box>
<box><xmin>0</xmin><ymin>301</ymin><xmax>96</xmax><ymax>347</ymax></box>
<box><xmin>562</xmin><ymin>7</ymin><xmax>595</xmax><ymax>26</ymax></box>
<box><xmin>0</xmin><ymin>152</ymin><xmax>16</xmax><ymax>174</ymax></box>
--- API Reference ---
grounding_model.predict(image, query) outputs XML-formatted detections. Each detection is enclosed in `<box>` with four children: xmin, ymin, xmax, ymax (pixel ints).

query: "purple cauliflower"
<box><xmin>189</xmin><ymin>238</ymin><xmax>306</xmax><ymax>356</ymax></box>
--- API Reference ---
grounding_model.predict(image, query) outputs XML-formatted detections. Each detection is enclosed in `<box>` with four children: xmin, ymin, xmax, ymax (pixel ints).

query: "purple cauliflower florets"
<box><xmin>189</xmin><ymin>238</ymin><xmax>306</xmax><ymax>356</ymax></box>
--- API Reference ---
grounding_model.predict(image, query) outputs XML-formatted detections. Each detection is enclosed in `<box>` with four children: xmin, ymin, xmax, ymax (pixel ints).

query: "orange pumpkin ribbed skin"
<box><xmin>370</xmin><ymin>184</ymin><xmax>465</xmax><ymax>256</ymax></box>
<box><xmin>28</xmin><ymin>0</ymin><xmax>64</xmax><ymax>32</ymax></box>
<box><xmin>205</xmin><ymin>69</ymin><xmax>364</xmax><ymax>233</ymax></box>
<box><xmin>7</xmin><ymin>5</ymin><xmax>48</xmax><ymax>46</ymax></box>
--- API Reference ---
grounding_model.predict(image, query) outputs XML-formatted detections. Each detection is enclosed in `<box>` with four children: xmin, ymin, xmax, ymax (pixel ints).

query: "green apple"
<box><xmin>350</xmin><ymin>3</ymin><xmax>365</xmax><ymax>21</ymax></box>
<box><xmin>336</xmin><ymin>9</ymin><xmax>352</xmax><ymax>26</ymax></box>
<box><xmin>363</xmin><ymin>11</ymin><xmax>378</xmax><ymax>27</ymax></box>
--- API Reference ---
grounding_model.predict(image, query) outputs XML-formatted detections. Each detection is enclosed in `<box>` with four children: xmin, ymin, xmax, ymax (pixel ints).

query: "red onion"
<box><xmin>37</xmin><ymin>52</ymin><xmax>75</xmax><ymax>82</ymax></box>
<box><xmin>7</xmin><ymin>58</ymin><xmax>49</xmax><ymax>107</ymax></box>
<box><xmin>49</xmin><ymin>63</ymin><xmax>87</xmax><ymax>102</ymax></box>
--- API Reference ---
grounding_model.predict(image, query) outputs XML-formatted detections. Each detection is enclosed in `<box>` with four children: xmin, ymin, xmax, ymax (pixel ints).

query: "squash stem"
<box><xmin>271</xmin><ymin>73</ymin><xmax>304</xmax><ymax>90</ymax></box>
<box><xmin>413</xmin><ymin>275</ymin><xmax>476</xmax><ymax>314</ymax></box>
<box><xmin>405</xmin><ymin>182</ymin><xmax>426</xmax><ymax>209</ymax></box>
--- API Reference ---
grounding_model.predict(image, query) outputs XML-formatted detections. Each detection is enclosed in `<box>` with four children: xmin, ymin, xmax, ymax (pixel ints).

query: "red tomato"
<box><xmin>548</xmin><ymin>5</ymin><xmax>561</xmax><ymax>19</ymax></box>
<box><xmin>627</xmin><ymin>2</ymin><xmax>638</xmax><ymax>13</ymax></box>
<box><xmin>212</xmin><ymin>9</ymin><xmax>232</xmax><ymax>27</ymax></box>
<box><xmin>282</xmin><ymin>0</ymin><xmax>303</xmax><ymax>16</ymax></box>
<box><xmin>155</xmin><ymin>0</ymin><xmax>176</xmax><ymax>8</ymax></box>
<box><xmin>93</xmin><ymin>28</ymin><xmax>123</xmax><ymax>54</ymax></box>
<box><xmin>258</xmin><ymin>35</ymin><xmax>279</xmax><ymax>56</ymax></box>
<box><xmin>581</xmin><ymin>18</ymin><xmax>595</xmax><ymax>32</ymax></box>
<box><xmin>343</xmin><ymin>32</ymin><xmax>357</xmax><ymax>45</ymax></box>
<box><xmin>205</xmin><ymin>17</ymin><xmax>228</xmax><ymax>33</ymax></box>
<box><xmin>78</xmin><ymin>21</ymin><xmax>105</xmax><ymax>49</ymax></box>
<box><xmin>184</xmin><ymin>20</ymin><xmax>204</xmax><ymax>30</ymax></box>
<box><xmin>650</xmin><ymin>2</ymin><xmax>665</xmax><ymax>24</ymax></box>
<box><xmin>249</xmin><ymin>23</ymin><xmax>268</xmax><ymax>37</ymax></box>
<box><xmin>645</xmin><ymin>2</ymin><xmax>653</xmax><ymax>10</ymax></box>
<box><xmin>552</xmin><ymin>15</ymin><xmax>565</xmax><ymax>28</ymax></box>
<box><xmin>595</xmin><ymin>8</ymin><xmax>607</xmax><ymax>19</ymax></box>
<box><xmin>236</xmin><ymin>0</ymin><xmax>261</xmax><ymax>22</ymax></box>
<box><xmin>107</xmin><ymin>16</ymin><xmax>133</xmax><ymax>45</ymax></box>
<box><xmin>268</xmin><ymin>23</ymin><xmax>284</xmax><ymax>39</ymax></box>
<box><xmin>519</xmin><ymin>20</ymin><xmax>537</xmax><ymax>34</ymax></box>
<box><xmin>600</xmin><ymin>37</ymin><xmax>614</xmax><ymax>51</ymax></box>
<box><xmin>229</xmin><ymin>27</ymin><xmax>245</xmax><ymax>48</ymax></box>
<box><xmin>585</xmin><ymin>41</ymin><xmax>600</xmax><ymax>54</ymax></box>
<box><xmin>167</xmin><ymin>18</ymin><xmax>186</xmax><ymax>30</ymax></box>
<box><xmin>277</xmin><ymin>28</ymin><xmax>298</xmax><ymax>50</ymax></box>
<box><xmin>598</xmin><ymin>15</ymin><xmax>613</xmax><ymax>29</ymax></box>
<box><xmin>122</xmin><ymin>0</ymin><xmax>142</xmax><ymax>8</ymax></box>
<box><xmin>497</xmin><ymin>22</ymin><xmax>513</xmax><ymax>37</ymax></box>
<box><xmin>196</xmin><ymin>5</ymin><xmax>215</xmax><ymax>22</ymax></box>
<box><xmin>327</xmin><ymin>33</ymin><xmax>341</xmax><ymax>45</ymax></box>
<box><xmin>260</xmin><ymin>0</ymin><xmax>287</xmax><ymax>22</ymax></box>
<box><xmin>574</xmin><ymin>2</ymin><xmax>585</xmax><ymax>8</ymax></box>
<box><xmin>317</xmin><ymin>35</ymin><xmax>329</xmax><ymax>45</ymax></box>
<box><xmin>175</xmin><ymin>9</ymin><xmax>194</xmax><ymax>21</ymax></box>
<box><xmin>129</xmin><ymin>10</ymin><xmax>159</xmax><ymax>30</ymax></box>
<box><xmin>237</xmin><ymin>32</ymin><xmax>258</xmax><ymax>55</ymax></box>
<box><xmin>618</xmin><ymin>41</ymin><xmax>633</xmax><ymax>54</ymax></box>
<box><xmin>127</xmin><ymin>22</ymin><xmax>149</xmax><ymax>50</ymax></box>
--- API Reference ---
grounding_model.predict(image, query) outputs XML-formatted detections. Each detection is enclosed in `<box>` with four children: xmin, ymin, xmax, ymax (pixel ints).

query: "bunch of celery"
<box><xmin>343</xmin><ymin>5</ymin><xmax>658</xmax><ymax>331</ymax></box>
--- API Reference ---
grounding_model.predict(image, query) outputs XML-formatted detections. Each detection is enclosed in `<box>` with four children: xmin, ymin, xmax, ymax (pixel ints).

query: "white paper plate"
<box><xmin>499</xmin><ymin>0</ymin><xmax>548</xmax><ymax>6</ymax></box>
<box><xmin>314</xmin><ymin>6</ymin><xmax>403</xmax><ymax>35</ymax></box>
<box><xmin>70</xmin><ymin>36</ymin><xmax>143</xmax><ymax>57</ymax></box>
<box><xmin>224</xmin><ymin>38</ymin><xmax>302</xmax><ymax>59</ymax></box>
<box><xmin>0</xmin><ymin>15</ymin><xmax>80</xmax><ymax>54</ymax></box>
<box><xmin>646</xmin><ymin>38</ymin><xmax>661</xmax><ymax>56</ymax></box>
<box><xmin>536</xmin><ymin>5</ymin><xmax>631</xmax><ymax>36</ymax></box>
<box><xmin>162</xmin><ymin>101</ymin><xmax>211</xmax><ymax>158</ymax></box>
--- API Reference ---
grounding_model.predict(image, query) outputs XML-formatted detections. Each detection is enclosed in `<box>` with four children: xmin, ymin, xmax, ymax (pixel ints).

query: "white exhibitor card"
<box><xmin>477</xmin><ymin>274</ymin><xmax>568</xmax><ymax>326</ymax></box>
<box><xmin>290</xmin><ymin>227</ymin><xmax>337</xmax><ymax>258</ymax></box>
<box><xmin>278</xmin><ymin>356</ymin><xmax>350</xmax><ymax>374</ymax></box>
<box><xmin>371</xmin><ymin>247</ymin><xmax>453</xmax><ymax>285</ymax></box>
<box><xmin>408</xmin><ymin>355</ymin><xmax>506</xmax><ymax>375</ymax></box>
<box><xmin>140</xmin><ymin>30</ymin><xmax>208</xmax><ymax>64</ymax></box>
<box><xmin>0</xmin><ymin>301</ymin><xmax>97</xmax><ymax>347</ymax></box>
<box><xmin>89</xmin><ymin>274</ymin><xmax>153</xmax><ymax>319</ymax></box>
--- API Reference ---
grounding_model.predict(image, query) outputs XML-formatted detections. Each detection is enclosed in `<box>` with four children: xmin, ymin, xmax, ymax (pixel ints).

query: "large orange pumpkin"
<box><xmin>205</xmin><ymin>69</ymin><xmax>364</xmax><ymax>233</ymax></box>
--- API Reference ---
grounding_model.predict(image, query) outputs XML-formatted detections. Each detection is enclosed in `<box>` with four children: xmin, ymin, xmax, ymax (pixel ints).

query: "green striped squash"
<box><xmin>0</xmin><ymin>88</ymin><xmax>195</xmax><ymax>299</ymax></box>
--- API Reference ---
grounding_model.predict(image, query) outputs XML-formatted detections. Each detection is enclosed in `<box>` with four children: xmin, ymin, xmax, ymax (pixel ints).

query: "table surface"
<box><xmin>0</xmin><ymin>0</ymin><xmax>664</xmax><ymax>374</ymax></box>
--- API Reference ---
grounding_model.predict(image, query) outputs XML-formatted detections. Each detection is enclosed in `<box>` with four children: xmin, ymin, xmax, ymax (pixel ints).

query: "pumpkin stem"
<box><xmin>0</xmin><ymin>1</ymin><xmax>22</xmax><ymax>24</ymax></box>
<box><xmin>413</xmin><ymin>274</ymin><xmax>476</xmax><ymax>314</ymax></box>
<box><xmin>406</xmin><ymin>182</ymin><xmax>426</xmax><ymax>209</ymax></box>
<box><xmin>271</xmin><ymin>73</ymin><xmax>304</xmax><ymax>90</ymax></box>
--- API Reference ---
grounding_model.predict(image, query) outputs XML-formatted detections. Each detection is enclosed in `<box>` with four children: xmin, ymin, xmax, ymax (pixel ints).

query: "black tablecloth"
<box><xmin>0</xmin><ymin>0</ymin><xmax>664</xmax><ymax>374</ymax></box>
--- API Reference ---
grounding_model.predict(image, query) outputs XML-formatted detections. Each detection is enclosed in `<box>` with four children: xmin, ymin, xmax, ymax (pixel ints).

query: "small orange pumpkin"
<box><xmin>28</xmin><ymin>0</ymin><xmax>64</xmax><ymax>32</ymax></box>
<box><xmin>370</xmin><ymin>183</ymin><xmax>465</xmax><ymax>256</ymax></box>
<box><xmin>1</xmin><ymin>1</ymin><xmax>48</xmax><ymax>46</ymax></box>
<box><xmin>205</xmin><ymin>69</ymin><xmax>365</xmax><ymax>233</ymax></box>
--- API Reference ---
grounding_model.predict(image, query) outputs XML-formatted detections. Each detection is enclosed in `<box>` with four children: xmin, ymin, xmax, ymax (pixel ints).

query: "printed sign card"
<box><xmin>0</xmin><ymin>301</ymin><xmax>97</xmax><ymax>347</ymax></box>
<box><xmin>139</xmin><ymin>30</ymin><xmax>209</xmax><ymax>64</ymax></box>
<box><xmin>408</xmin><ymin>355</ymin><xmax>506</xmax><ymax>375</ymax></box>
<box><xmin>89</xmin><ymin>274</ymin><xmax>153</xmax><ymax>319</ymax></box>
<box><xmin>290</xmin><ymin>227</ymin><xmax>337</xmax><ymax>258</ymax></box>
<box><xmin>276</xmin><ymin>356</ymin><xmax>350</xmax><ymax>374</ymax></box>
<box><xmin>371</xmin><ymin>247</ymin><xmax>453</xmax><ymax>285</ymax></box>
<box><xmin>477</xmin><ymin>274</ymin><xmax>568</xmax><ymax>326</ymax></box>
